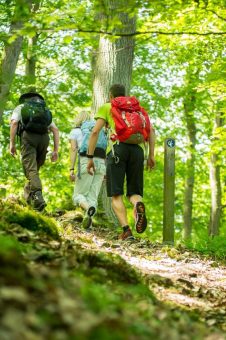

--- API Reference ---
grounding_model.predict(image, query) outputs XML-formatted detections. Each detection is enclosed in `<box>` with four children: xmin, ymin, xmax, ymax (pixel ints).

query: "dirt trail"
<box><xmin>61</xmin><ymin>215</ymin><xmax>226</xmax><ymax>331</ymax></box>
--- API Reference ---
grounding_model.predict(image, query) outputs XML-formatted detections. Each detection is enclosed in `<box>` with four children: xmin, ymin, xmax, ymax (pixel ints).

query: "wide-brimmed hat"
<box><xmin>19</xmin><ymin>92</ymin><xmax>44</xmax><ymax>104</ymax></box>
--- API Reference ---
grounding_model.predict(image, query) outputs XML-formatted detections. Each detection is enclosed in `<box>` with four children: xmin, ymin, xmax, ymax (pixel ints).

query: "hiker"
<box><xmin>9</xmin><ymin>92</ymin><xmax>59</xmax><ymax>211</ymax></box>
<box><xmin>69</xmin><ymin>110</ymin><xmax>107</xmax><ymax>229</ymax></box>
<box><xmin>87</xmin><ymin>84</ymin><xmax>155</xmax><ymax>240</ymax></box>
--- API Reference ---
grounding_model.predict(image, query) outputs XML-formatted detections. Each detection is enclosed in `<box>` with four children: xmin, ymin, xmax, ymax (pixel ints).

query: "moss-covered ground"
<box><xmin>0</xmin><ymin>199</ymin><xmax>225</xmax><ymax>339</ymax></box>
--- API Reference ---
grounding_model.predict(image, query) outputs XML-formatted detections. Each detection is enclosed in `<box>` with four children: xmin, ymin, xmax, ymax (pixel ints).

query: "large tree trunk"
<box><xmin>209</xmin><ymin>111</ymin><xmax>223</xmax><ymax>236</ymax></box>
<box><xmin>183</xmin><ymin>94</ymin><xmax>197</xmax><ymax>240</ymax></box>
<box><xmin>92</xmin><ymin>0</ymin><xmax>136</xmax><ymax>224</ymax></box>
<box><xmin>92</xmin><ymin>0</ymin><xmax>136</xmax><ymax>113</ymax></box>
<box><xmin>0</xmin><ymin>22</ymin><xmax>23</xmax><ymax>121</ymax></box>
<box><xmin>0</xmin><ymin>0</ymin><xmax>33</xmax><ymax>121</ymax></box>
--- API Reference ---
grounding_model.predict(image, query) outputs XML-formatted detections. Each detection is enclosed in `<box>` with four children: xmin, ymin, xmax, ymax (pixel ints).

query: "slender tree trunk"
<box><xmin>0</xmin><ymin>0</ymin><xmax>33</xmax><ymax>121</ymax></box>
<box><xmin>183</xmin><ymin>94</ymin><xmax>197</xmax><ymax>240</ymax></box>
<box><xmin>25</xmin><ymin>35</ymin><xmax>38</xmax><ymax>88</ymax></box>
<box><xmin>209</xmin><ymin>112</ymin><xmax>223</xmax><ymax>236</ymax></box>
<box><xmin>25</xmin><ymin>2</ymin><xmax>39</xmax><ymax>89</ymax></box>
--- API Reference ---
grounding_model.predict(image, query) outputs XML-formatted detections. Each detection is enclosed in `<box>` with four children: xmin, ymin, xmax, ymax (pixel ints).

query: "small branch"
<box><xmin>91</xmin><ymin>29</ymin><xmax>226</xmax><ymax>36</ymax></box>
<box><xmin>206</xmin><ymin>9</ymin><xmax>226</xmax><ymax>22</ymax></box>
<box><xmin>12</xmin><ymin>27</ymin><xmax>226</xmax><ymax>37</ymax></box>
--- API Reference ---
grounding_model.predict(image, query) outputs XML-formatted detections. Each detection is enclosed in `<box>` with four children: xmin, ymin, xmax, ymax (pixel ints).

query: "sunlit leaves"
<box><xmin>63</xmin><ymin>35</ymin><xmax>73</xmax><ymax>44</ymax></box>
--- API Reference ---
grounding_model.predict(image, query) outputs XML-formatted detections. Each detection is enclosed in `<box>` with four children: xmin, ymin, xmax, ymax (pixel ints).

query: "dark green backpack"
<box><xmin>20</xmin><ymin>100</ymin><xmax>52</xmax><ymax>135</ymax></box>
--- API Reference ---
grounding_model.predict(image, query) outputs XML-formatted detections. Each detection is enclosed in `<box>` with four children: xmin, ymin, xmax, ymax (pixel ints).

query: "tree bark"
<box><xmin>0</xmin><ymin>21</ymin><xmax>23</xmax><ymax>121</ymax></box>
<box><xmin>0</xmin><ymin>0</ymin><xmax>33</xmax><ymax>121</ymax></box>
<box><xmin>92</xmin><ymin>0</ymin><xmax>136</xmax><ymax>113</ymax></box>
<box><xmin>25</xmin><ymin>2</ymin><xmax>40</xmax><ymax>89</ymax></box>
<box><xmin>183</xmin><ymin>94</ymin><xmax>197</xmax><ymax>240</ymax></box>
<box><xmin>25</xmin><ymin>35</ymin><xmax>38</xmax><ymax>88</ymax></box>
<box><xmin>209</xmin><ymin>111</ymin><xmax>223</xmax><ymax>236</ymax></box>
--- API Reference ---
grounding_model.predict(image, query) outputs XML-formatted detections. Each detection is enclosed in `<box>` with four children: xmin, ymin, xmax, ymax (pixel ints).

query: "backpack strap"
<box><xmin>121</xmin><ymin>111</ymin><xmax>131</xmax><ymax>127</ymax></box>
<box><xmin>75</xmin><ymin>127</ymin><xmax>82</xmax><ymax>179</ymax></box>
<box><xmin>77</xmin><ymin>153</ymin><xmax>81</xmax><ymax>179</ymax></box>
<box><xmin>138</xmin><ymin>111</ymin><xmax>147</xmax><ymax>128</ymax></box>
<box><xmin>16</xmin><ymin>121</ymin><xmax>24</xmax><ymax>145</ymax></box>
<box><xmin>110</xmin><ymin>140</ymin><xmax>120</xmax><ymax>164</ymax></box>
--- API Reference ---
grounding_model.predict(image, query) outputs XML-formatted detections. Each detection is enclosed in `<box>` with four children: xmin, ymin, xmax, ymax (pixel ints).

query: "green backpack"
<box><xmin>19</xmin><ymin>100</ymin><xmax>52</xmax><ymax>135</ymax></box>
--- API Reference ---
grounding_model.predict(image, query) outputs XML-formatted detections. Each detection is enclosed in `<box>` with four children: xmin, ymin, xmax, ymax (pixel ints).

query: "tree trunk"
<box><xmin>0</xmin><ymin>21</ymin><xmax>23</xmax><ymax>121</ymax></box>
<box><xmin>25</xmin><ymin>35</ymin><xmax>38</xmax><ymax>88</ymax></box>
<box><xmin>92</xmin><ymin>0</ymin><xmax>136</xmax><ymax>113</ymax></box>
<box><xmin>209</xmin><ymin>112</ymin><xmax>223</xmax><ymax>236</ymax></box>
<box><xmin>92</xmin><ymin>0</ymin><xmax>136</xmax><ymax>224</ymax></box>
<box><xmin>0</xmin><ymin>0</ymin><xmax>33</xmax><ymax>121</ymax></box>
<box><xmin>183</xmin><ymin>94</ymin><xmax>197</xmax><ymax>240</ymax></box>
<box><xmin>25</xmin><ymin>2</ymin><xmax>39</xmax><ymax>89</ymax></box>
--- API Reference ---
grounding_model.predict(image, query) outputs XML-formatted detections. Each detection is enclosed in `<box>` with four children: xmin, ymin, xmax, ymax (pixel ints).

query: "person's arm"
<box><xmin>49</xmin><ymin>124</ymin><xmax>59</xmax><ymax>162</ymax></box>
<box><xmin>9</xmin><ymin>120</ymin><xmax>18</xmax><ymax>157</ymax></box>
<box><xmin>69</xmin><ymin>139</ymin><xmax>78</xmax><ymax>181</ymax></box>
<box><xmin>87</xmin><ymin>118</ymin><xmax>106</xmax><ymax>175</ymax></box>
<box><xmin>147</xmin><ymin>127</ymin><xmax>156</xmax><ymax>170</ymax></box>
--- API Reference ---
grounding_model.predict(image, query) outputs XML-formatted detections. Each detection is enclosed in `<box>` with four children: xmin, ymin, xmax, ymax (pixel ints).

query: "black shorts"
<box><xmin>106</xmin><ymin>143</ymin><xmax>144</xmax><ymax>197</ymax></box>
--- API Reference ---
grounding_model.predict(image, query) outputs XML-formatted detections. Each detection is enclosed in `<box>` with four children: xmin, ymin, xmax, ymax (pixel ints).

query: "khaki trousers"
<box><xmin>21</xmin><ymin>131</ymin><xmax>49</xmax><ymax>198</ymax></box>
<box><xmin>73</xmin><ymin>156</ymin><xmax>106</xmax><ymax>209</ymax></box>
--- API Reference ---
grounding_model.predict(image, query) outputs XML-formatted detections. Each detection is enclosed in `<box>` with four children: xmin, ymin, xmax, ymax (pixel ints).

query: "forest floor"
<box><xmin>1</xmin><ymin>201</ymin><xmax>226</xmax><ymax>340</ymax></box>
<box><xmin>61</xmin><ymin>211</ymin><xmax>226</xmax><ymax>336</ymax></box>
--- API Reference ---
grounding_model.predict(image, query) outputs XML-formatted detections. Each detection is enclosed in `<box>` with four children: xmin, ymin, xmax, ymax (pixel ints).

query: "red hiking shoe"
<box><xmin>119</xmin><ymin>226</ymin><xmax>134</xmax><ymax>241</ymax></box>
<box><xmin>134</xmin><ymin>202</ymin><xmax>147</xmax><ymax>233</ymax></box>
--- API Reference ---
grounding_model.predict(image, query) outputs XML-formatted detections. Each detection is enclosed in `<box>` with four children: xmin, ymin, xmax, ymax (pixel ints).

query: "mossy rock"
<box><xmin>76</xmin><ymin>250</ymin><xmax>141</xmax><ymax>284</ymax></box>
<box><xmin>0</xmin><ymin>199</ymin><xmax>60</xmax><ymax>239</ymax></box>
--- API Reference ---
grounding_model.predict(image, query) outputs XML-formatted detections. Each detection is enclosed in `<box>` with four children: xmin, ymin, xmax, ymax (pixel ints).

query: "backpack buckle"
<box><xmin>114</xmin><ymin>156</ymin><xmax>119</xmax><ymax>164</ymax></box>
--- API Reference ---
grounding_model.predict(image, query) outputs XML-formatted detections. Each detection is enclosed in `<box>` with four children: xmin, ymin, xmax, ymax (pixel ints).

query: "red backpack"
<box><xmin>110</xmin><ymin>96</ymin><xmax>151</xmax><ymax>144</ymax></box>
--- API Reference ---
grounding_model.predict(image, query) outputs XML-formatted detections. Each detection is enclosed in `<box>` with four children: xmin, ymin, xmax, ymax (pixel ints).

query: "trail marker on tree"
<box><xmin>163</xmin><ymin>138</ymin><xmax>175</xmax><ymax>244</ymax></box>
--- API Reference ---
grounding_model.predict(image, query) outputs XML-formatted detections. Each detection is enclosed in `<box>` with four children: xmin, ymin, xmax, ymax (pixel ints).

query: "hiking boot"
<box><xmin>134</xmin><ymin>201</ymin><xmax>147</xmax><ymax>233</ymax></box>
<box><xmin>32</xmin><ymin>191</ymin><xmax>46</xmax><ymax>211</ymax></box>
<box><xmin>119</xmin><ymin>226</ymin><xmax>134</xmax><ymax>241</ymax></box>
<box><xmin>82</xmin><ymin>206</ymin><xmax>96</xmax><ymax>229</ymax></box>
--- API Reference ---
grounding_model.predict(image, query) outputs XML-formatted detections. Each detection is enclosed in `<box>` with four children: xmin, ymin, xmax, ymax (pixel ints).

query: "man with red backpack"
<box><xmin>87</xmin><ymin>84</ymin><xmax>155</xmax><ymax>240</ymax></box>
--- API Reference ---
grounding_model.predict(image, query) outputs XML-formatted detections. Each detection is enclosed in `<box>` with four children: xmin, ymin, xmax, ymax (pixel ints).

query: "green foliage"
<box><xmin>186</xmin><ymin>230</ymin><xmax>226</xmax><ymax>259</ymax></box>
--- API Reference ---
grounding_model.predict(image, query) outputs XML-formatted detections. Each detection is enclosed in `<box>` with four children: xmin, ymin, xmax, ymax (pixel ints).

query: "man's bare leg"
<box><xmin>112</xmin><ymin>195</ymin><xmax>134</xmax><ymax>240</ymax></box>
<box><xmin>111</xmin><ymin>195</ymin><xmax>128</xmax><ymax>227</ymax></box>
<box><xmin>129</xmin><ymin>194</ymin><xmax>143</xmax><ymax>206</ymax></box>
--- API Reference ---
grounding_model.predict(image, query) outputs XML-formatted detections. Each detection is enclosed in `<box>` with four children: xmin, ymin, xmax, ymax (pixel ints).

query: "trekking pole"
<box><xmin>163</xmin><ymin>138</ymin><xmax>175</xmax><ymax>245</ymax></box>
